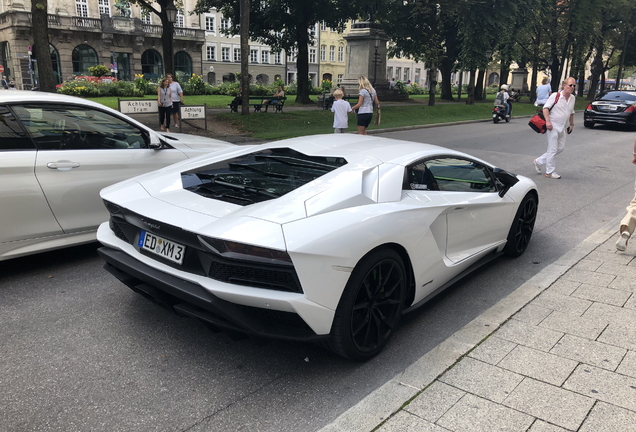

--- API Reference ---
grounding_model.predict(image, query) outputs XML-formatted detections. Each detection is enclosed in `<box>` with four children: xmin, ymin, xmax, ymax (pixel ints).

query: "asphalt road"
<box><xmin>1</xmin><ymin>115</ymin><xmax>634</xmax><ymax>432</ymax></box>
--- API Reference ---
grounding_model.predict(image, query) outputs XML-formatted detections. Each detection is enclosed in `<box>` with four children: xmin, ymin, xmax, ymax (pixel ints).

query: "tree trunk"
<box><xmin>499</xmin><ymin>65</ymin><xmax>510</xmax><ymax>87</ymax></box>
<box><xmin>475</xmin><ymin>69</ymin><xmax>484</xmax><ymax>101</ymax></box>
<box><xmin>160</xmin><ymin>10</ymin><xmax>174</xmax><ymax>77</ymax></box>
<box><xmin>615</xmin><ymin>30</ymin><xmax>630</xmax><ymax>91</ymax></box>
<box><xmin>32</xmin><ymin>0</ymin><xmax>55</xmax><ymax>92</ymax></box>
<box><xmin>466</xmin><ymin>69</ymin><xmax>476</xmax><ymax>105</ymax></box>
<box><xmin>439</xmin><ymin>58</ymin><xmax>453</xmax><ymax>101</ymax></box>
<box><xmin>296</xmin><ymin>22</ymin><xmax>313</xmax><ymax>104</ymax></box>
<box><xmin>427</xmin><ymin>64</ymin><xmax>436</xmax><ymax>106</ymax></box>
<box><xmin>457</xmin><ymin>69</ymin><xmax>463</xmax><ymax>100</ymax></box>
<box><xmin>240</xmin><ymin>0</ymin><xmax>250</xmax><ymax>115</ymax></box>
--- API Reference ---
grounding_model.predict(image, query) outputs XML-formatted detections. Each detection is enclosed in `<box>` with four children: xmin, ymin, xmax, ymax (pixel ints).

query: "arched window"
<box><xmin>174</xmin><ymin>51</ymin><xmax>192</xmax><ymax>80</ymax></box>
<box><xmin>32</xmin><ymin>44</ymin><xmax>63</xmax><ymax>85</ymax></box>
<box><xmin>488</xmin><ymin>72</ymin><xmax>500</xmax><ymax>86</ymax></box>
<box><xmin>141</xmin><ymin>49</ymin><xmax>163</xmax><ymax>80</ymax></box>
<box><xmin>322</xmin><ymin>73</ymin><xmax>332</xmax><ymax>81</ymax></box>
<box><xmin>256</xmin><ymin>74</ymin><xmax>269</xmax><ymax>85</ymax></box>
<box><xmin>72</xmin><ymin>44</ymin><xmax>98</xmax><ymax>76</ymax></box>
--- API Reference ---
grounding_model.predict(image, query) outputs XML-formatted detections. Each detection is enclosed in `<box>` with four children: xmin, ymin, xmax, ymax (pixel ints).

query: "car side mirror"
<box><xmin>493</xmin><ymin>167</ymin><xmax>519</xmax><ymax>197</ymax></box>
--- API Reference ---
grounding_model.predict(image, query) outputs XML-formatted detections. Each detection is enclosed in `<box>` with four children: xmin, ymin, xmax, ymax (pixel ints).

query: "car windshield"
<box><xmin>181</xmin><ymin>147</ymin><xmax>348</xmax><ymax>205</ymax></box>
<box><xmin>598</xmin><ymin>91</ymin><xmax>636</xmax><ymax>102</ymax></box>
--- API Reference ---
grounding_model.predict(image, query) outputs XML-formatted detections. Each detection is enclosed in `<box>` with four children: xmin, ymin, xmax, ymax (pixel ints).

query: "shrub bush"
<box><xmin>88</xmin><ymin>65</ymin><xmax>111</xmax><ymax>77</ymax></box>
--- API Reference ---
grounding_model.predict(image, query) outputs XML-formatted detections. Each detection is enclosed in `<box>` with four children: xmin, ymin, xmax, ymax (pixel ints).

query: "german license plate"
<box><xmin>138</xmin><ymin>230</ymin><xmax>185</xmax><ymax>265</ymax></box>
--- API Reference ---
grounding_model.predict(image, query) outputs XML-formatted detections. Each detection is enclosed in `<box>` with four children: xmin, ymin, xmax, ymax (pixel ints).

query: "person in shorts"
<box><xmin>350</xmin><ymin>76</ymin><xmax>380</xmax><ymax>135</ymax></box>
<box><xmin>331</xmin><ymin>88</ymin><xmax>352</xmax><ymax>133</ymax></box>
<box><xmin>166</xmin><ymin>73</ymin><xmax>183</xmax><ymax>127</ymax></box>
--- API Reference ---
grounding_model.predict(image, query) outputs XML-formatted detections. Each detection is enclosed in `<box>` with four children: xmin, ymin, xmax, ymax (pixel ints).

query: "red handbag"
<box><xmin>528</xmin><ymin>92</ymin><xmax>560</xmax><ymax>134</ymax></box>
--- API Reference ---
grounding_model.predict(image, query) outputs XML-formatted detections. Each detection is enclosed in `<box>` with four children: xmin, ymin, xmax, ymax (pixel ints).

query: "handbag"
<box><xmin>528</xmin><ymin>92</ymin><xmax>560</xmax><ymax>134</ymax></box>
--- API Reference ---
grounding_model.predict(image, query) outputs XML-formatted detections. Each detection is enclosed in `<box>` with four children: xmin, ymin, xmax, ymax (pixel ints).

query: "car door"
<box><xmin>11</xmin><ymin>103</ymin><xmax>190</xmax><ymax>234</ymax></box>
<box><xmin>0</xmin><ymin>105</ymin><xmax>64</xmax><ymax>245</ymax></box>
<box><xmin>410</xmin><ymin>157</ymin><xmax>516</xmax><ymax>264</ymax></box>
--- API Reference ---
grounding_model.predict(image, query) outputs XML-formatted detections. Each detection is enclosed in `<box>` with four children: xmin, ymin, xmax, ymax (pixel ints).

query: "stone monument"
<box><xmin>340</xmin><ymin>21</ymin><xmax>404</xmax><ymax>101</ymax></box>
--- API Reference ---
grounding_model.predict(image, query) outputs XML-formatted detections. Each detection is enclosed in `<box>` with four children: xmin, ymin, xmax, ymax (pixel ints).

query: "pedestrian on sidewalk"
<box><xmin>351</xmin><ymin>76</ymin><xmax>380</xmax><ymax>135</ymax></box>
<box><xmin>166</xmin><ymin>73</ymin><xmax>184</xmax><ymax>128</ymax></box>
<box><xmin>616</xmin><ymin>136</ymin><xmax>636</xmax><ymax>251</ymax></box>
<box><xmin>532</xmin><ymin>77</ymin><xmax>576</xmax><ymax>179</ymax></box>
<box><xmin>331</xmin><ymin>88</ymin><xmax>352</xmax><ymax>133</ymax></box>
<box><xmin>157</xmin><ymin>78</ymin><xmax>172</xmax><ymax>132</ymax></box>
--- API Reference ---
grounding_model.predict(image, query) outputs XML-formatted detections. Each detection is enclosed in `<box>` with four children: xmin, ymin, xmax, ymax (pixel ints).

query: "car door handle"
<box><xmin>452</xmin><ymin>206</ymin><xmax>465</xmax><ymax>210</ymax></box>
<box><xmin>47</xmin><ymin>161</ymin><xmax>80</xmax><ymax>171</ymax></box>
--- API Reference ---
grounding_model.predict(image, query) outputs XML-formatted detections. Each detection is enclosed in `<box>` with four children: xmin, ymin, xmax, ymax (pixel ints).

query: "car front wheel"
<box><xmin>327</xmin><ymin>248</ymin><xmax>407</xmax><ymax>361</ymax></box>
<box><xmin>503</xmin><ymin>193</ymin><xmax>537</xmax><ymax>257</ymax></box>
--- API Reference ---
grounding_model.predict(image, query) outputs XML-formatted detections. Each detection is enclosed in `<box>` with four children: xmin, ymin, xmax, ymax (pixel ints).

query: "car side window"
<box><xmin>406</xmin><ymin>157</ymin><xmax>496</xmax><ymax>193</ymax></box>
<box><xmin>0</xmin><ymin>105</ymin><xmax>34</xmax><ymax>150</ymax></box>
<box><xmin>11</xmin><ymin>104</ymin><xmax>149</xmax><ymax>151</ymax></box>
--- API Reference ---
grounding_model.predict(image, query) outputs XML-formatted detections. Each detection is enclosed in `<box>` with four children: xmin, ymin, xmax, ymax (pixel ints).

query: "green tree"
<box><xmin>127</xmin><ymin>0</ymin><xmax>182</xmax><ymax>77</ymax></box>
<box><xmin>31</xmin><ymin>0</ymin><xmax>56</xmax><ymax>92</ymax></box>
<box><xmin>195</xmin><ymin>0</ymin><xmax>373</xmax><ymax>104</ymax></box>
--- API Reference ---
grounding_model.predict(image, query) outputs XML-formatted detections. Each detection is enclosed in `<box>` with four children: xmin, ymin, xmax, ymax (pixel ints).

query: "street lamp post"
<box><xmin>164</xmin><ymin>1</ymin><xmax>177</xmax><ymax>76</ymax></box>
<box><xmin>372</xmin><ymin>38</ymin><xmax>380</xmax><ymax>87</ymax></box>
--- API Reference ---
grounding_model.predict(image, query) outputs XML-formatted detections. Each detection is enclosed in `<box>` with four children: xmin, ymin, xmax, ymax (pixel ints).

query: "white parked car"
<box><xmin>97</xmin><ymin>135</ymin><xmax>538</xmax><ymax>360</ymax></box>
<box><xmin>0</xmin><ymin>91</ymin><xmax>233</xmax><ymax>261</ymax></box>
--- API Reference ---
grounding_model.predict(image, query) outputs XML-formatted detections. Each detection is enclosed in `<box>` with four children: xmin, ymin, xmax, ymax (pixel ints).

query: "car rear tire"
<box><xmin>326</xmin><ymin>248</ymin><xmax>407</xmax><ymax>361</ymax></box>
<box><xmin>503</xmin><ymin>193</ymin><xmax>537</xmax><ymax>258</ymax></box>
<box><xmin>584</xmin><ymin>121</ymin><xmax>594</xmax><ymax>128</ymax></box>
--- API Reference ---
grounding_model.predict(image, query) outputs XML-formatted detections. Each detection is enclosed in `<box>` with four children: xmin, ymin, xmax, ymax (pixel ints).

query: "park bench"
<box><xmin>229</xmin><ymin>96</ymin><xmax>287</xmax><ymax>113</ymax></box>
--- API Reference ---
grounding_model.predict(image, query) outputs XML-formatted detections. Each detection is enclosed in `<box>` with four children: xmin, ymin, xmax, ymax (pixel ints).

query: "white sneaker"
<box><xmin>533</xmin><ymin>159</ymin><xmax>542</xmax><ymax>174</ymax></box>
<box><xmin>545</xmin><ymin>172</ymin><xmax>561</xmax><ymax>179</ymax></box>
<box><xmin>616</xmin><ymin>231</ymin><xmax>630</xmax><ymax>251</ymax></box>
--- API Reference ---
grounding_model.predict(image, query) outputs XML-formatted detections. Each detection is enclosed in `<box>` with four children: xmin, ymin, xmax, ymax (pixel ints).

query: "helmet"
<box><xmin>500</xmin><ymin>84</ymin><xmax>508</xmax><ymax>91</ymax></box>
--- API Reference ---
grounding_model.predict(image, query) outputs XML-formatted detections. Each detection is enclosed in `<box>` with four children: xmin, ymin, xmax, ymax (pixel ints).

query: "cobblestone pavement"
<box><xmin>374</xmin><ymin>225</ymin><xmax>636</xmax><ymax>432</ymax></box>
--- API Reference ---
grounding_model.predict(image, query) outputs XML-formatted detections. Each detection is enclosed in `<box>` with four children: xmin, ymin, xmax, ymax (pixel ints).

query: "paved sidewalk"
<box><xmin>322</xmin><ymin>217</ymin><xmax>636</xmax><ymax>432</ymax></box>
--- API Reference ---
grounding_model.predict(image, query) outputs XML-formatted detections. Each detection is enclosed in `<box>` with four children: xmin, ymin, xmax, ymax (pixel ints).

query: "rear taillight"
<box><xmin>586</xmin><ymin>104</ymin><xmax>592</xmax><ymax>110</ymax></box>
<box><xmin>626</xmin><ymin>105</ymin><xmax>636</xmax><ymax>112</ymax></box>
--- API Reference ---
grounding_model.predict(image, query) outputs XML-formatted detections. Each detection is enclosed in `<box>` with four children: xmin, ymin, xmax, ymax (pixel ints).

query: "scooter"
<box><xmin>492</xmin><ymin>99</ymin><xmax>513</xmax><ymax>123</ymax></box>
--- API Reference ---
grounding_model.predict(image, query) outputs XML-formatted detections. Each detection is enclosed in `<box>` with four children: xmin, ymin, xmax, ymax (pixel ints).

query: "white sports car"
<box><xmin>97</xmin><ymin>134</ymin><xmax>538</xmax><ymax>360</ymax></box>
<box><xmin>0</xmin><ymin>91</ymin><xmax>233</xmax><ymax>261</ymax></box>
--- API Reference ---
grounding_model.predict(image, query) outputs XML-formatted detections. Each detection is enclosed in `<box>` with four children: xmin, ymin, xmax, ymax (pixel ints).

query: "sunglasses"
<box><xmin>566</xmin><ymin>84</ymin><xmax>576</xmax><ymax>88</ymax></box>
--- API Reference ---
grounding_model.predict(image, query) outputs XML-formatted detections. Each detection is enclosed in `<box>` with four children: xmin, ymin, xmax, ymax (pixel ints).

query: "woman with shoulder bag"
<box><xmin>351</xmin><ymin>76</ymin><xmax>380</xmax><ymax>135</ymax></box>
<box><xmin>157</xmin><ymin>78</ymin><xmax>172</xmax><ymax>132</ymax></box>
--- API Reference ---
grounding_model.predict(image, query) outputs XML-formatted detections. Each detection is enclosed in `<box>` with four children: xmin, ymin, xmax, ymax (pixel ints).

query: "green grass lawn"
<box><xmin>86</xmin><ymin>94</ymin><xmax>320</xmax><ymax>110</ymax></box>
<box><xmin>218</xmin><ymin>98</ymin><xmax>589</xmax><ymax>140</ymax></box>
<box><xmin>88</xmin><ymin>94</ymin><xmax>590</xmax><ymax>141</ymax></box>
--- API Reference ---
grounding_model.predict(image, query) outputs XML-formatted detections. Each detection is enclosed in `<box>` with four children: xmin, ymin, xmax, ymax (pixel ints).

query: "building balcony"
<box><xmin>0</xmin><ymin>11</ymin><xmax>204</xmax><ymax>42</ymax></box>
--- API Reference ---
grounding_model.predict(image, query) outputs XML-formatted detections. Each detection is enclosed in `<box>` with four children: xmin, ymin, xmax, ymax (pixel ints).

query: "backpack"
<box><xmin>494</xmin><ymin>92</ymin><xmax>504</xmax><ymax>105</ymax></box>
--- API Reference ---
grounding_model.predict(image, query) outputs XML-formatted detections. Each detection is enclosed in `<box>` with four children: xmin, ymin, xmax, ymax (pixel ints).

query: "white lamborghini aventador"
<box><xmin>97</xmin><ymin>134</ymin><xmax>538</xmax><ymax>360</ymax></box>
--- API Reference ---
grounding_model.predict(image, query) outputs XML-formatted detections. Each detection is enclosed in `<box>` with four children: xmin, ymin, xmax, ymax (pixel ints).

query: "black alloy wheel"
<box><xmin>327</xmin><ymin>249</ymin><xmax>407</xmax><ymax>360</ymax></box>
<box><xmin>503</xmin><ymin>193</ymin><xmax>537</xmax><ymax>257</ymax></box>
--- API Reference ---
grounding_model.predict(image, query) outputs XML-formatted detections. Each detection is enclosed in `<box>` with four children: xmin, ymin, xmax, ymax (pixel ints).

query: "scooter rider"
<box><xmin>497</xmin><ymin>84</ymin><xmax>511</xmax><ymax>118</ymax></box>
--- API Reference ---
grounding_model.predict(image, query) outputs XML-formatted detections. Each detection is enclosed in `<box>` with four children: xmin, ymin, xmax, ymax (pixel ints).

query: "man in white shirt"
<box><xmin>166</xmin><ymin>73</ymin><xmax>184</xmax><ymax>128</ymax></box>
<box><xmin>533</xmin><ymin>77</ymin><xmax>576</xmax><ymax>179</ymax></box>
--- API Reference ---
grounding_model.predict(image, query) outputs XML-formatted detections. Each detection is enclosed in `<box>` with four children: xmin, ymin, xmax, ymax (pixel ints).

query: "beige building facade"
<box><xmin>0</xmin><ymin>0</ymin><xmax>204</xmax><ymax>89</ymax></box>
<box><xmin>200</xmin><ymin>8</ymin><xmax>285</xmax><ymax>85</ymax></box>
